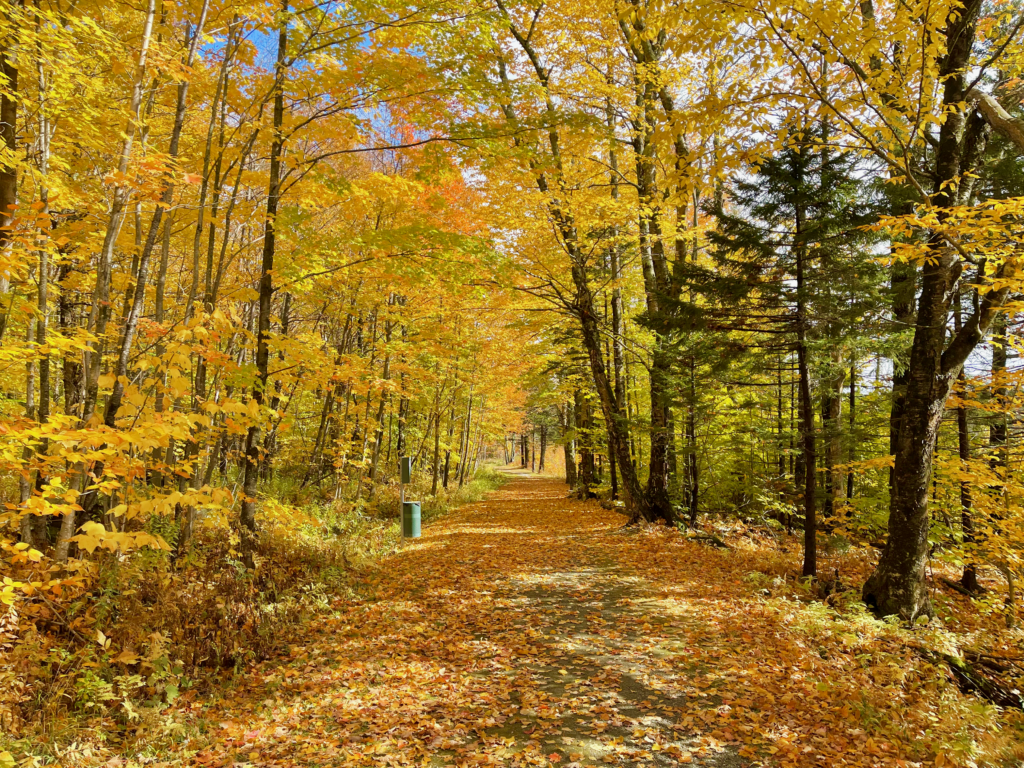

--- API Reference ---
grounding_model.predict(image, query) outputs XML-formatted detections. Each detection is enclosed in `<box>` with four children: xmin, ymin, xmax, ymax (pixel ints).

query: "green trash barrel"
<box><xmin>402</xmin><ymin>501</ymin><xmax>421</xmax><ymax>538</ymax></box>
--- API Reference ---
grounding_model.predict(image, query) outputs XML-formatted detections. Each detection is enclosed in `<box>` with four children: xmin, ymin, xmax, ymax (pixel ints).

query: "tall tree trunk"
<box><xmin>821</xmin><ymin>361</ymin><xmax>845</xmax><ymax>520</ymax></box>
<box><xmin>395</xmin><ymin>315</ymin><xmax>409</xmax><ymax>457</ymax></box>
<box><xmin>777</xmin><ymin>356</ymin><xmax>786</xmax><ymax>481</ymax></box>
<box><xmin>240</xmin><ymin>0</ymin><xmax>286</xmax><ymax>567</ymax></box>
<box><xmin>259</xmin><ymin>291</ymin><xmax>292</xmax><ymax>481</ymax></box>
<box><xmin>368</xmin><ymin>298</ymin><xmax>394</xmax><ymax>495</ymax></box>
<box><xmin>146</xmin><ymin>215</ymin><xmax>175</xmax><ymax>494</ymax></box>
<box><xmin>29</xmin><ymin>34</ymin><xmax>50</xmax><ymax>549</ymax></box>
<box><xmin>179</xmin><ymin>15</ymin><xmax>243</xmax><ymax>532</ymax></box>
<box><xmin>686</xmin><ymin>354</ymin><xmax>698</xmax><ymax>526</ymax></box>
<box><xmin>956</xmin><ymin>368</ymin><xmax>978</xmax><ymax>591</ymax></box>
<box><xmin>646</xmin><ymin>342</ymin><xmax>674</xmax><ymax>517</ymax></box>
<box><xmin>990</xmin><ymin>312</ymin><xmax>1008</xmax><ymax>484</ymax></box>
<box><xmin>847</xmin><ymin>357</ymin><xmax>856</xmax><ymax>501</ymax></box>
<box><xmin>458</xmin><ymin>392</ymin><xmax>474</xmax><ymax>487</ymax></box>
<box><xmin>561</xmin><ymin>403</ymin><xmax>577</xmax><ymax>487</ymax></box>
<box><xmin>0</xmin><ymin>1</ymin><xmax>18</xmax><ymax>345</ymax></box>
<box><xmin>121</xmin><ymin>2</ymin><xmax>212</xmax><ymax>555</ymax></box>
<box><xmin>863</xmin><ymin>0</ymin><xmax>1009</xmax><ymax>619</ymax></box>
<box><xmin>575</xmin><ymin>389</ymin><xmax>596</xmax><ymax>496</ymax></box>
<box><xmin>82</xmin><ymin>0</ymin><xmax>156</xmax><ymax>424</ymax></box>
<box><xmin>684</xmin><ymin>195</ymin><xmax>701</xmax><ymax>527</ymax></box>
<box><xmin>493</xmin><ymin>37</ymin><xmax>650</xmax><ymax>521</ymax></box>
<box><xmin>887</xmin><ymin>257</ymin><xmax>916</xmax><ymax>502</ymax></box>
<box><xmin>105</xmin><ymin>0</ymin><xmax>209</xmax><ymax>432</ymax></box>
<box><xmin>621</xmin><ymin>13</ymin><xmax>678</xmax><ymax>524</ymax></box>
<box><xmin>472</xmin><ymin>403</ymin><xmax>487</xmax><ymax>473</ymax></box>
<box><xmin>19</xmin><ymin>318</ymin><xmax>38</xmax><ymax>545</ymax></box>
<box><xmin>174</xmin><ymin>18</ymin><xmax>243</xmax><ymax>537</ymax></box>
<box><xmin>354</xmin><ymin>311</ymin><xmax>378</xmax><ymax>500</ymax></box>
<box><xmin>442</xmin><ymin>402</ymin><xmax>455</xmax><ymax>488</ymax></box>
<box><xmin>429</xmin><ymin>373</ymin><xmax>442</xmax><ymax>494</ymax></box>
<box><xmin>539</xmin><ymin>424</ymin><xmax>546</xmax><ymax>472</ymax></box>
<box><xmin>605</xmin><ymin>93</ymin><xmax>626</xmax><ymax>502</ymax></box>
<box><xmin>634</xmin><ymin>159</ymin><xmax>674</xmax><ymax>521</ymax></box>
<box><xmin>57</xmin><ymin>260</ymin><xmax>81</xmax><ymax>419</ymax></box>
<box><xmin>951</xmin><ymin>295</ymin><xmax>978</xmax><ymax>591</ymax></box>
<box><xmin>303</xmin><ymin>393</ymin><xmax>335</xmax><ymax>487</ymax></box>
<box><xmin>603</xmin><ymin>293</ymin><xmax>618</xmax><ymax>498</ymax></box>
<box><xmin>54</xmin><ymin>259</ymin><xmax>81</xmax><ymax>562</ymax></box>
<box><xmin>72</xmin><ymin>0</ymin><xmax>157</xmax><ymax>525</ymax></box>
<box><xmin>789</xmin><ymin>372</ymin><xmax>796</xmax><ymax>482</ymax></box>
<box><xmin>795</xmin><ymin>208</ymin><xmax>817</xmax><ymax>578</ymax></box>
<box><xmin>574</xmin><ymin>270</ymin><xmax>648</xmax><ymax>516</ymax></box>
<box><xmin>431</xmin><ymin>407</ymin><xmax>441</xmax><ymax>496</ymax></box>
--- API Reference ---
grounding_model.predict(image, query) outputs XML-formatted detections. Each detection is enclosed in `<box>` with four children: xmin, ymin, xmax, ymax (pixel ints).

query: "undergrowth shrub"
<box><xmin>0</xmin><ymin>466</ymin><xmax>505</xmax><ymax>746</ymax></box>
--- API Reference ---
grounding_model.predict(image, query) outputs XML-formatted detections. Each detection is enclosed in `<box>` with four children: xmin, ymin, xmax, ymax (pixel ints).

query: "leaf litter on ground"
<box><xmin>135</xmin><ymin>472</ymin><xmax>1022</xmax><ymax>768</ymax></box>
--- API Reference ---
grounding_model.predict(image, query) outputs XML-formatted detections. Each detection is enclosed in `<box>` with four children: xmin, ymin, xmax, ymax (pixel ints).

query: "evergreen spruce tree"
<box><xmin>706</xmin><ymin>122</ymin><xmax>883</xmax><ymax>577</ymax></box>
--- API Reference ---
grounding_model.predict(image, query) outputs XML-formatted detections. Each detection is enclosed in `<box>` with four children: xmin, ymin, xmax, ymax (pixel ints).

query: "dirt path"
<box><xmin>176</xmin><ymin>473</ymin><xmax>854</xmax><ymax>767</ymax></box>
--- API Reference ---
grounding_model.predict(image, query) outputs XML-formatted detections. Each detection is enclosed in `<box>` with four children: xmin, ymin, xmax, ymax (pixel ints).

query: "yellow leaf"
<box><xmin>114</xmin><ymin>649</ymin><xmax>139</xmax><ymax>665</ymax></box>
<box><xmin>73</xmin><ymin>534</ymin><xmax>100</xmax><ymax>554</ymax></box>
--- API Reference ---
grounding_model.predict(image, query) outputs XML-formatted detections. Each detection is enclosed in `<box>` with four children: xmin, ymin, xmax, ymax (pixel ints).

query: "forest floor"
<box><xmin>149</xmin><ymin>471</ymin><xmax>1021</xmax><ymax>768</ymax></box>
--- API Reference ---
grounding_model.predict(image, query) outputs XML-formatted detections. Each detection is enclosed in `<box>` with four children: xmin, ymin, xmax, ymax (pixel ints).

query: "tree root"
<box><xmin>939</xmin><ymin>576</ymin><xmax>986</xmax><ymax>598</ymax></box>
<box><xmin>912</xmin><ymin>644</ymin><xmax>1024</xmax><ymax>710</ymax></box>
<box><xmin>685</xmin><ymin>533</ymin><xmax>731</xmax><ymax>549</ymax></box>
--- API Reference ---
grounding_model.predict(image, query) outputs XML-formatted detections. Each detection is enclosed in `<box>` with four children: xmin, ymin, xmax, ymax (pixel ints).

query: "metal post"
<box><xmin>399</xmin><ymin>456</ymin><xmax>413</xmax><ymax>541</ymax></box>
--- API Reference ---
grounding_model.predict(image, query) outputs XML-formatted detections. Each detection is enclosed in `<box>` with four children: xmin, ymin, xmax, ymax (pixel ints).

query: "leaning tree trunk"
<box><xmin>492</xmin><ymin>26</ymin><xmax>651</xmax><ymax>523</ymax></box>
<box><xmin>572</xmin><ymin>265</ymin><xmax>650</xmax><ymax>520</ymax></box>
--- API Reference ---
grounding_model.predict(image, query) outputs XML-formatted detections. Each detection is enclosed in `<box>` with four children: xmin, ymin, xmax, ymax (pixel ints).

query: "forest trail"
<box><xmin>178</xmin><ymin>473</ymin><xmax>892</xmax><ymax>768</ymax></box>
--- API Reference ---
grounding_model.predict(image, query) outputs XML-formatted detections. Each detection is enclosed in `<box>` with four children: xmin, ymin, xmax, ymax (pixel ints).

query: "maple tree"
<box><xmin>2</xmin><ymin>0</ymin><xmax>1024</xmax><ymax>764</ymax></box>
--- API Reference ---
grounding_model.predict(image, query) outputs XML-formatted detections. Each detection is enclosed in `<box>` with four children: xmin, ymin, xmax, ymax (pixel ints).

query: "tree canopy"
<box><xmin>2</xmin><ymin>0</ymin><xmax>1024</xmax><ymax>762</ymax></box>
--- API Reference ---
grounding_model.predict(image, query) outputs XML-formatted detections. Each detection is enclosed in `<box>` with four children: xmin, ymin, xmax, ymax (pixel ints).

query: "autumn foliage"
<box><xmin>2</xmin><ymin>0</ymin><xmax>1024</xmax><ymax>765</ymax></box>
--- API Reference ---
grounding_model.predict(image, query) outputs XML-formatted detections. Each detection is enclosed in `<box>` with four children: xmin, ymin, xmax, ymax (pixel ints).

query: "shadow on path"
<box><xmin>187</xmin><ymin>472</ymin><xmax>750</xmax><ymax>767</ymax></box>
